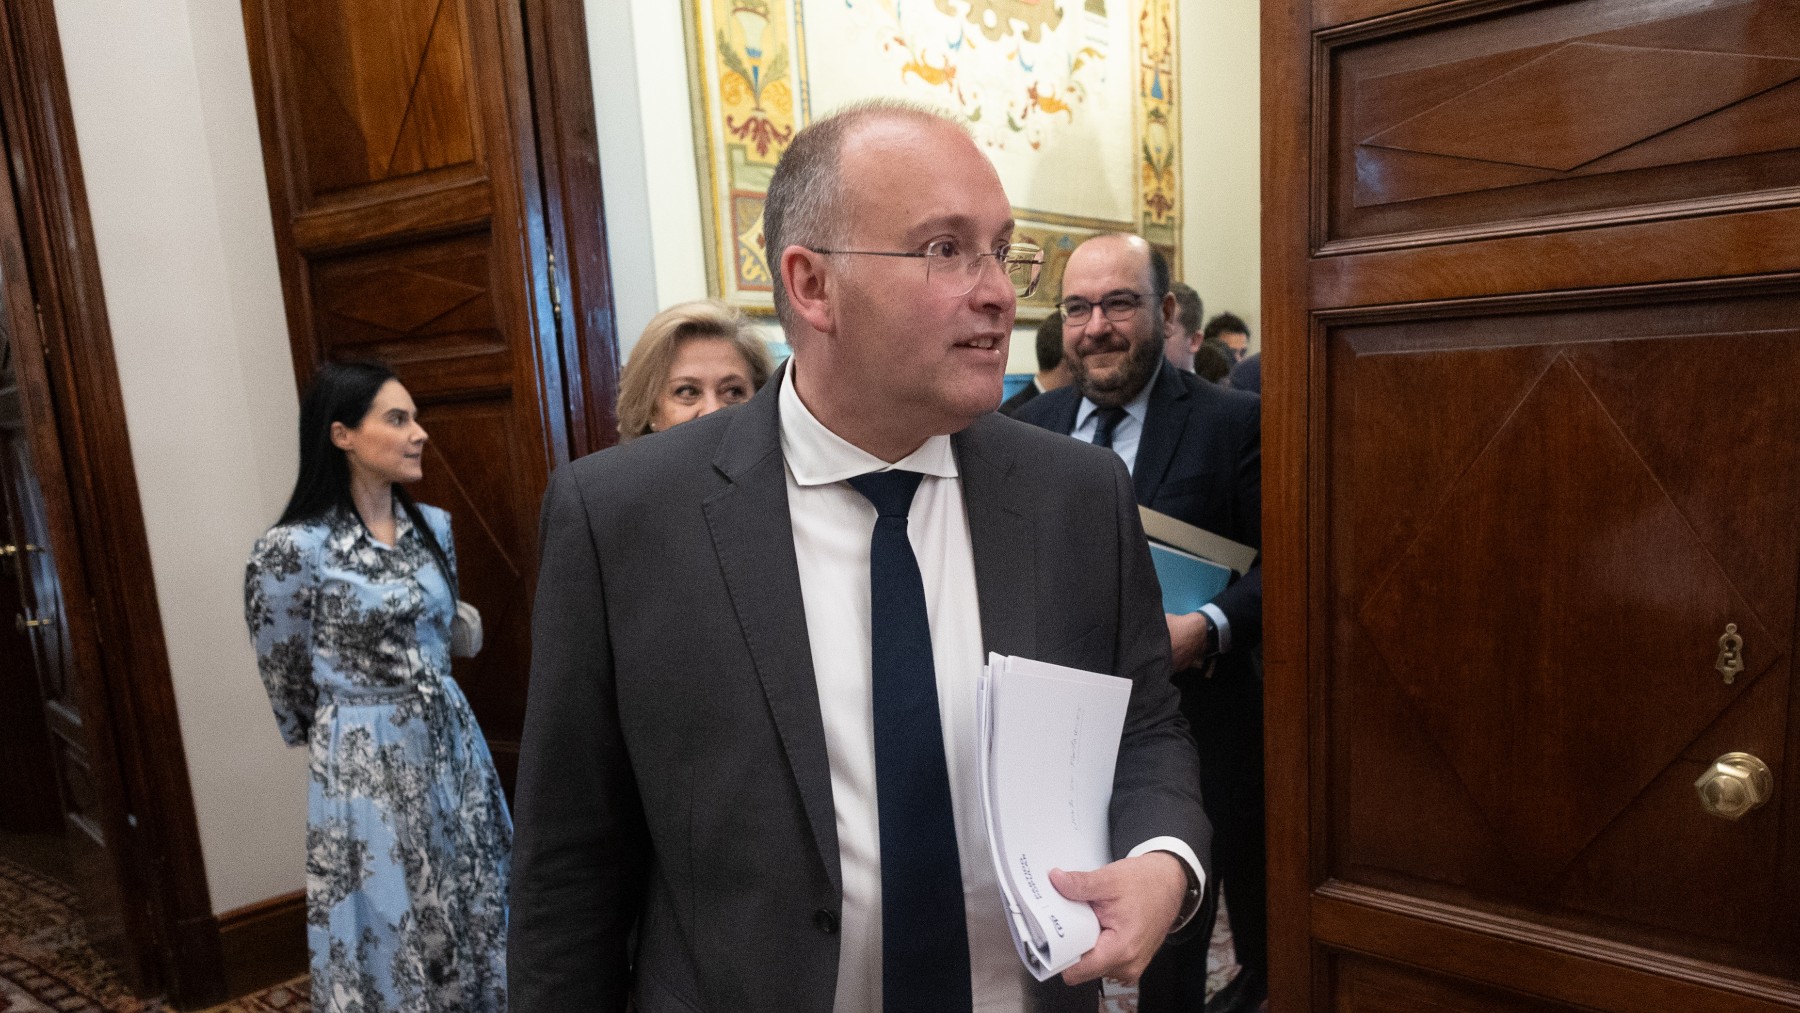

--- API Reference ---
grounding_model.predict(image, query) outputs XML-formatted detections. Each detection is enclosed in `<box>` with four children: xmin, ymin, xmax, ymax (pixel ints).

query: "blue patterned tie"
<box><xmin>846</xmin><ymin>469</ymin><xmax>972</xmax><ymax>1013</ymax></box>
<box><xmin>1092</xmin><ymin>405</ymin><xmax>1128</xmax><ymax>449</ymax></box>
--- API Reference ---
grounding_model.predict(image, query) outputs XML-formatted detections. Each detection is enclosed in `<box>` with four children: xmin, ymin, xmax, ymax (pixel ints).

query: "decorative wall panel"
<box><xmin>687</xmin><ymin>0</ymin><xmax>1180</xmax><ymax>317</ymax></box>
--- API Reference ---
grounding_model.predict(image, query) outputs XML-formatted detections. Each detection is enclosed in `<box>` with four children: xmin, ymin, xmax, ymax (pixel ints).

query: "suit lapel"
<box><xmin>702</xmin><ymin>369</ymin><xmax>842</xmax><ymax>894</ymax></box>
<box><xmin>1131</xmin><ymin>366</ymin><xmax>1193</xmax><ymax>506</ymax></box>
<box><xmin>954</xmin><ymin>417</ymin><xmax>1036</xmax><ymax>660</ymax></box>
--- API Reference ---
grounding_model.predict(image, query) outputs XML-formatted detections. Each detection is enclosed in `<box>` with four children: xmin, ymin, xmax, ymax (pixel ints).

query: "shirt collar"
<box><xmin>330</xmin><ymin>500</ymin><xmax>412</xmax><ymax>553</ymax></box>
<box><xmin>1076</xmin><ymin>358</ymin><xmax>1162</xmax><ymax>432</ymax></box>
<box><xmin>778</xmin><ymin>364</ymin><xmax>958</xmax><ymax>487</ymax></box>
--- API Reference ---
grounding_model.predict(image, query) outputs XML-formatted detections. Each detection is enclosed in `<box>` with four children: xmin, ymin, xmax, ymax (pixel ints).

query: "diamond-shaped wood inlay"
<box><xmin>1358</xmin><ymin>355</ymin><xmax>1779</xmax><ymax>881</ymax></box>
<box><xmin>323</xmin><ymin>266</ymin><xmax>484</xmax><ymax>335</ymax></box>
<box><xmin>286</xmin><ymin>0</ymin><xmax>475</xmax><ymax>192</ymax></box>
<box><xmin>1364</xmin><ymin>43</ymin><xmax>1800</xmax><ymax>172</ymax></box>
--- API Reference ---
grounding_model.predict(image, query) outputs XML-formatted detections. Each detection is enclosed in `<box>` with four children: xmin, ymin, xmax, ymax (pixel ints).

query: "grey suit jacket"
<box><xmin>508</xmin><ymin>369</ymin><xmax>1209</xmax><ymax>1012</ymax></box>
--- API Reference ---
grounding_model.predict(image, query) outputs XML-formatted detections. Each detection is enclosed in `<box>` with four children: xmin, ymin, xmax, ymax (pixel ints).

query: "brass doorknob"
<box><xmin>14</xmin><ymin>612</ymin><xmax>54</xmax><ymax>634</ymax></box>
<box><xmin>1695</xmin><ymin>752</ymin><xmax>1773</xmax><ymax>820</ymax></box>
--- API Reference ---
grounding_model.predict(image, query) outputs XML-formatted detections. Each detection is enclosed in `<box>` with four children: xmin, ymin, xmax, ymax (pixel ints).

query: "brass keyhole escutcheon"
<box><xmin>1715</xmin><ymin>623</ymin><xmax>1744</xmax><ymax>685</ymax></box>
<box><xmin>1695</xmin><ymin>752</ymin><xmax>1773</xmax><ymax>820</ymax></box>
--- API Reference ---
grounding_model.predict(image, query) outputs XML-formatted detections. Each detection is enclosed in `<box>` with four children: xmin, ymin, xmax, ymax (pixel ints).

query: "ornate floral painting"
<box><xmin>687</xmin><ymin>0</ymin><xmax>1180</xmax><ymax>317</ymax></box>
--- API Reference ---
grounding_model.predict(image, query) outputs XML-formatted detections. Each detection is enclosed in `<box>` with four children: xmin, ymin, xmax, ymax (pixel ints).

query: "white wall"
<box><xmin>587</xmin><ymin>0</ymin><xmax>711</xmax><ymax>359</ymax></box>
<box><xmin>1180</xmin><ymin>0</ymin><xmax>1262</xmax><ymax>351</ymax></box>
<box><xmin>587</xmin><ymin>1</ymin><xmax>1263</xmax><ymax>366</ymax></box>
<box><xmin>54</xmin><ymin>0</ymin><xmax>306</xmax><ymax>913</ymax></box>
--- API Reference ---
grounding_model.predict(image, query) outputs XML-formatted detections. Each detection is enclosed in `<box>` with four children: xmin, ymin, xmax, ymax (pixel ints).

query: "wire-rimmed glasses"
<box><xmin>807</xmin><ymin>240</ymin><xmax>1045</xmax><ymax>298</ymax></box>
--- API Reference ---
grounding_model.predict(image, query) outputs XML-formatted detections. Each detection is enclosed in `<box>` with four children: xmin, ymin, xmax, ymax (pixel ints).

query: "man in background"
<box><xmin>1217</xmin><ymin>315</ymin><xmax>1261</xmax><ymax>395</ymax></box>
<box><xmin>1164</xmin><ymin>282</ymin><xmax>1230</xmax><ymax>383</ymax></box>
<box><xmin>1016</xmin><ymin>234</ymin><xmax>1266</xmax><ymax>1013</ymax></box>
<box><xmin>1204</xmin><ymin>311</ymin><xmax>1252</xmax><ymax>364</ymax></box>
<box><xmin>999</xmin><ymin>310</ymin><xmax>1071</xmax><ymax>416</ymax></box>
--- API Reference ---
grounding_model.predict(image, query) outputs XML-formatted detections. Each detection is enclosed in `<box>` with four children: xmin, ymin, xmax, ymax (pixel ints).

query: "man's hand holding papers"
<box><xmin>1048</xmin><ymin>851</ymin><xmax>1187</xmax><ymax>985</ymax></box>
<box><xmin>979</xmin><ymin>653</ymin><xmax>1202</xmax><ymax>985</ymax></box>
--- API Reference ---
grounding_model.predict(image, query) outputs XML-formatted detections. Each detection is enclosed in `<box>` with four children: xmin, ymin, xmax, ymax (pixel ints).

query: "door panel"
<box><xmin>281</xmin><ymin>0</ymin><xmax>480</xmax><ymax>196</ymax></box>
<box><xmin>0</xmin><ymin>330</ymin><xmax>61</xmax><ymax>835</ymax></box>
<box><xmin>1325</xmin><ymin>291</ymin><xmax>1799</xmax><ymax>977</ymax></box>
<box><xmin>1321</xmin><ymin>0</ymin><xmax>1800</xmax><ymax>250</ymax></box>
<box><xmin>0</xmin><ymin>173</ymin><xmax>141</xmax><ymax>984</ymax></box>
<box><xmin>1330</xmin><ymin>950</ymin><xmax>1569</xmax><ymax>1013</ymax></box>
<box><xmin>1266</xmin><ymin>0</ymin><xmax>1800</xmax><ymax>1008</ymax></box>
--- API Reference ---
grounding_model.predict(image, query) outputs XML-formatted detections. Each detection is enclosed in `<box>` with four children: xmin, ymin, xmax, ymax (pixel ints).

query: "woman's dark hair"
<box><xmin>278</xmin><ymin>361</ymin><xmax>455</xmax><ymax>593</ymax></box>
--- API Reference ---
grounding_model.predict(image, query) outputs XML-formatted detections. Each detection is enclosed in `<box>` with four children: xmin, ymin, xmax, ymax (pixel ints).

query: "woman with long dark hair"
<box><xmin>245</xmin><ymin>361</ymin><xmax>509</xmax><ymax>1011</ymax></box>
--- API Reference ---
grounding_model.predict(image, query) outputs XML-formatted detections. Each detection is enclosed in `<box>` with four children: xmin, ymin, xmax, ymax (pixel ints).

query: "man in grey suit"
<box><xmin>509</xmin><ymin>102</ymin><xmax>1210</xmax><ymax>1012</ymax></box>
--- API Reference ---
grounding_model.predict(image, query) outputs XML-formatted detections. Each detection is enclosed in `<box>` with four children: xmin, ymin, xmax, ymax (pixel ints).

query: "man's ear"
<box><xmin>782</xmin><ymin>245</ymin><xmax>835</xmax><ymax>334</ymax></box>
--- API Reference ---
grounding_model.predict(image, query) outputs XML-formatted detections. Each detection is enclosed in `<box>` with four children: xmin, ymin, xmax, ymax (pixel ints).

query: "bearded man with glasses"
<box><xmin>1017</xmin><ymin>233</ymin><xmax>1266</xmax><ymax>1013</ymax></box>
<box><xmin>511</xmin><ymin>102</ymin><xmax>1210</xmax><ymax>1013</ymax></box>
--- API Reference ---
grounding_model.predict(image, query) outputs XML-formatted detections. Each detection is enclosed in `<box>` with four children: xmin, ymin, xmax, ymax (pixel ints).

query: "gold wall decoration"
<box><xmin>687</xmin><ymin>0</ymin><xmax>1179</xmax><ymax>318</ymax></box>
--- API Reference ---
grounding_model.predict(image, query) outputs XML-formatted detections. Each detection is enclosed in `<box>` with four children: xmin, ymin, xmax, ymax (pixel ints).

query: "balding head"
<box><xmin>763</xmin><ymin>100</ymin><xmax>970</xmax><ymax>331</ymax></box>
<box><xmin>1059</xmin><ymin>233</ymin><xmax>1173</xmax><ymax>407</ymax></box>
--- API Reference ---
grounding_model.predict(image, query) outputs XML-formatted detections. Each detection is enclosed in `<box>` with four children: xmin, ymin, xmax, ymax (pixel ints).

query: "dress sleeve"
<box><xmin>244</xmin><ymin>526</ymin><xmax>319</xmax><ymax>747</ymax></box>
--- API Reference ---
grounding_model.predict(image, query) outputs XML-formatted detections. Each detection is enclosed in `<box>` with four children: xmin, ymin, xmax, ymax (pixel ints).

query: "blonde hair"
<box><xmin>616</xmin><ymin>300</ymin><xmax>774</xmax><ymax>442</ymax></box>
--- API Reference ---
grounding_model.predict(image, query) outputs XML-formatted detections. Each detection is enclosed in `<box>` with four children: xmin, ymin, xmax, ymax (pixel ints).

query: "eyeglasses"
<box><xmin>807</xmin><ymin>240</ymin><xmax>1044</xmax><ymax>298</ymax></box>
<box><xmin>1059</xmin><ymin>292</ymin><xmax>1149</xmax><ymax>325</ymax></box>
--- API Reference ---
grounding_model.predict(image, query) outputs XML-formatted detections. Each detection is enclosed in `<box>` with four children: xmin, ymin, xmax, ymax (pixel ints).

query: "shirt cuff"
<box><xmin>1127</xmin><ymin>837</ymin><xmax>1207</xmax><ymax>932</ymax></box>
<box><xmin>1198</xmin><ymin>603</ymin><xmax>1231</xmax><ymax>655</ymax></box>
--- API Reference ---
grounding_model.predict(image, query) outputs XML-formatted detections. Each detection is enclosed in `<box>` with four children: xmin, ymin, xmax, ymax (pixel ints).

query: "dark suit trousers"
<box><xmin>1138</xmin><ymin>653</ymin><xmax>1267</xmax><ymax>1012</ymax></box>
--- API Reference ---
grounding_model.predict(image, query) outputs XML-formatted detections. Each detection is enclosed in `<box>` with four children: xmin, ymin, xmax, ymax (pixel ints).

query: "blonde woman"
<box><xmin>617</xmin><ymin>300</ymin><xmax>774</xmax><ymax>442</ymax></box>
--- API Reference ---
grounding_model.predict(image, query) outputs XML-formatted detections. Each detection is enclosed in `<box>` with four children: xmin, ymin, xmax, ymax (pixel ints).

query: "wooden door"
<box><xmin>0</xmin><ymin>129</ymin><xmax>147</xmax><ymax>988</ymax></box>
<box><xmin>0</xmin><ymin>323</ymin><xmax>60</xmax><ymax>836</ymax></box>
<box><xmin>1264</xmin><ymin>0</ymin><xmax>1800</xmax><ymax>1009</ymax></box>
<box><xmin>241</xmin><ymin>0</ymin><xmax>613</xmax><ymax>787</ymax></box>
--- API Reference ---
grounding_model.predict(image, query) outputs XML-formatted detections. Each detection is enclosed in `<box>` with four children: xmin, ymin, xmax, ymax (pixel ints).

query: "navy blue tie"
<box><xmin>846</xmin><ymin>470</ymin><xmax>972</xmax><ymax>1013</ymax></box>
<box><xmin>1092</xmin><ymin>405</ymin><xmax>1128</xmax><ymax>449</ymax></box>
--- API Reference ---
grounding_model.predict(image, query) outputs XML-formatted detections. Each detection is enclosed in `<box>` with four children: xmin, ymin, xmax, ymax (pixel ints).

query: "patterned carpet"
<box><xmin>2</xmin><ymin>838</ymin><xmax>1240</xmax><ymax>1012</ymax></box>
<box><xmin>0</xmin><ymin>842</ymin><xmax>307</xmax><ymax>1012</ymax></box>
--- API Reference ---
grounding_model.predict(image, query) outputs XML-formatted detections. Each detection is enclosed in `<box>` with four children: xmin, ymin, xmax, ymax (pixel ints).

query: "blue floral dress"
<box><xmin>245</xmin><ymin>504</ymin><xmax>510</xmax><ymax>1013</ymax></box>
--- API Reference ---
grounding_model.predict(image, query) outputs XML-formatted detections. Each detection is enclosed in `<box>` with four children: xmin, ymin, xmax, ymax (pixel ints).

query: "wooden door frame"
<box><xmin>1261</xmin><ymin>0</ymin><xmax>1311</xmax><ymax>1004</ymax></box>
<box><xmin>520</xmin><ymin>0</ymin><xmax>624</xmax><ymax>459</ymax></box>
<box><xmin>0</xmin><ymin>1</ymin><xmax>228</xmax><ymax>1006</ymax></box>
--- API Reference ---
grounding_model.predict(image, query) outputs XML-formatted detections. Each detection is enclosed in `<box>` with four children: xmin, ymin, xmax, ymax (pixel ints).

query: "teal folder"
<box><xmin>1148</xmin><ymin>542</ymin><xmax>1233</xmax><ymax>615</ymax></box>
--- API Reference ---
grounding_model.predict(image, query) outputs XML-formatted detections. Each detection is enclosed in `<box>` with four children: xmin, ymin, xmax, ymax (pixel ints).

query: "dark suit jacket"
<box><xmin>997</xmin><ymin>379</ymin><xmax>1039</xmax><ymax>416</ymax></box>
<box><xmin>509</xmin><ymin>368</ymin><xmax>1209</xmax><ymax>1012</ymax></box>
<box><xmin>1014</xmin><ymin>365</ymin><xmax>1262</xmax><ymax>657</ymax></box>
<box><xmin>1228</xmin><ymin>352</ymin><xmax>1262</xmax><ymax>395</ymax></box>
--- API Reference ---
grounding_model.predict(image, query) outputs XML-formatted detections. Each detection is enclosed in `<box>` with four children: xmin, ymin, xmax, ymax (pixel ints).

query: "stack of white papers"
<box><xmin>978</xmin><ymin>652</ymin><xmax>1133</xmax><ymax>980</ymax></box>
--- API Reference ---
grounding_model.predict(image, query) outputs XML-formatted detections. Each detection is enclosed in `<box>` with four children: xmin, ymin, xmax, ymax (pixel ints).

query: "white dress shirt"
<box><xmin>1070</xmin><ymin>362</ymin><xmax>1158</xmax><ymax>477</ymax></box>
<box><xmin>1071</xmin><ymin>363</ymin><xmax>1232</xmax><ymax>653</ymax></box>
<box><xmin>779</xmin><ymin>374</ymin><xmax>1201</xmax><ymax>1012</ymax></box>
